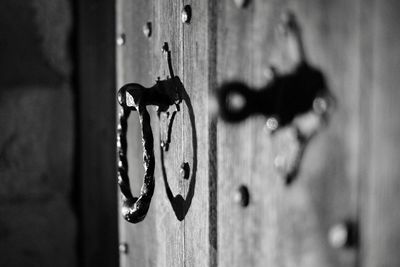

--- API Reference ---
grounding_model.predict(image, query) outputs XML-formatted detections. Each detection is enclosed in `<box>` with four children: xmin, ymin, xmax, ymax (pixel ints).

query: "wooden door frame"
<box><xmin>76</xmin><ymin>0</ymin><xmax>119</xmax><ymax>266</ymax></box>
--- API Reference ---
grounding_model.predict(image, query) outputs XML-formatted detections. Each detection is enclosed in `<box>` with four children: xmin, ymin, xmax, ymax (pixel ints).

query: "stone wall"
<box><xmin>0</xmin><ymin>1</ymin><xmax>77</xmax><ymax>266</ymax></box>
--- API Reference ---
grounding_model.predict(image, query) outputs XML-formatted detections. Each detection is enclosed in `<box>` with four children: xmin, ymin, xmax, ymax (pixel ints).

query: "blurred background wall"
<box><xmin>0</xmin><ymin>1</ymin><xmax>77</xmax><ymax>266</ymax></box>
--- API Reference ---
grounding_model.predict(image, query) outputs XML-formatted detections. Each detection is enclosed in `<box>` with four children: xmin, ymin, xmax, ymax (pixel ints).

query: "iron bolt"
<box><xmin>116</xmin><ymin>33</ymin><xmax>126</xmax><ymax>46</ymax></box>
<box><xmin>119</xmin><ymin>242</ymin><xmax>129</xmax><ymax>254</ymax></box>
<box><xmin>265</xmin><ymin>116</ymin><xmax>279</xmax><ymax>131</ymax></box>
<box><xmin>234</xmin><ymin>0</ymin><xmax>250</xmax><ymax>8</ymax></box>
<box><xmin>233</xmin><ymin>185</ymin><xmax>250</xmax><ymax>207</ymax></box>
<box><xmin>263</xmin><ymin>66</ymin><xmax>277</xmax><ymax>81</ymax></box>
<box><xmin>143</xmin><ymin>22</ymin><xmax>152</xmax><ymax>38</ymax></box>
<box><xmin>181</xmin><ymin>5</ymin><xmax>192</xmax><ymax>24</ymax></box>
<box><xmin>328</xmin><ymin>221</ymin><xmax>357</xmax><ymax>249</ymax></box>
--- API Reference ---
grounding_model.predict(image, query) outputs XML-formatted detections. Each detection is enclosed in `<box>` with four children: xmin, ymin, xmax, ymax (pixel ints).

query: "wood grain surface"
<box><xmin>216</xmin><ymin>0</ymin><xmax>360</xmax><ymax>266</ymax></box>
<box><xmin>360</xmin><ymin>1</ymin><xmax>400</xmax><ymax>266</ymax></box>
<box><xmin>115</xmin><ymin>0</ymin><xmax>400</xmax><ymax>266</ymax></box>
<box><xmin>117</xmin><ymin>0</ymin><xmax>213</xmax><ymax>266</ymax></box>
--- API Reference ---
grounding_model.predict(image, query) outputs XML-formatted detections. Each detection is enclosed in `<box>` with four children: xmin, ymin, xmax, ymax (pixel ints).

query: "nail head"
<box><xmin>234</xmin><ymin>185</ymin><xmax>250</xmax><ymax>207</ymax></box>
<box><xmin>181</xmin><ymin>5</ymin><xmax>192</xmax><ymax>24</ymax></box>
<box><xmin>234</xmin><ymin>0</ymin><xmax>250</xmax><ymax>8</ymax></box>
<box><xmin>328</xmin><ymin>222</ymin><xmax>355</xmax><ymax>249</ymax></box>
<box><xmin>116</xmin><ymin>34</ymin><xmax>126</xmax><ymax>46</ymax></box>
<box><xmin>266</xmin><ymin>117</ymin><xmax>279</xmax><ymax>131</ymax></box>
<box><xmin>119</xmin><ymin>242</ymin><xmax>129</xmax><ymax>254</ymax></box>
<box><xmin>143</xmin><ymin>22</ymin><xmax>152</xmax><ymax>38</ymax></box>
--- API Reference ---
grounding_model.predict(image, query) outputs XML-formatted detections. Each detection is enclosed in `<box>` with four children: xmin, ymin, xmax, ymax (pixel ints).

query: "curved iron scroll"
<box><xmin>215</xmin><ymin>12</ymin><xmax>335</xmax><ymax>184</ymax></box>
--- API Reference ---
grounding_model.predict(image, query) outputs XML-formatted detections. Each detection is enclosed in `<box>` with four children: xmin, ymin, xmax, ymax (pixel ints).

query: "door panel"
<box><xmin>117</xmin><ymin>0</ymin><xmax>212</xmax><ymax>266</ymax></box>
<box><xmin>217</xmin><ymin>0</ymin><xmax>359</xmax><ymax>266</ymax></box>
<box><xmin>117</xmin><ymin>1</ymin><xmax>157</xmax><ymax>266</ymax></box>
<box><xmin>361</xmin><ymin>1</ymin><xmax>400</xmax><ymax>266</ymax></box>
<box><xmin>115</xmin><ymin>0</ymin><xmax>400</xmax><ymax>267</ymax></box>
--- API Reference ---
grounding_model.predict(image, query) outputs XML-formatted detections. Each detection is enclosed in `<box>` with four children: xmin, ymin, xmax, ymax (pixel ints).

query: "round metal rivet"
<box><xmin>328</xmin><ymin>222</ymin><xmax>353</xmax><ymax>249</ymax></box>
<box><xmin>313</xmin><ymin>97</ymin><xmax>328</xmax><ymax>114</ymax></box>
<box><xmin>143</xmin><ymin>22</ymin><xmax>152</xmax><ymax>38</ymax></box>
<box><xmin>263</xmin><ymin>66</ymin><xmax>277</xmax><ymax>81</ymax></box>
<box><xmin>234</xmin><ymin>0</ymin><xmax>250</xmax><ymax>8</ymax></box>
<box><xmin>226</xmin><ymin>92</ymin><xmax>246</xmax><ymax>112</ymax></box>
<box><xmin>233</xmin><ymin>185</ymin><xmax>250</xmax><ymax>207</ymax></box>
<box><xmin>266</xmin><ymin>117</ymin><xmax>279</xmax><ymax>131</ymax></box>
<box><xmin>181</xmin><ymin>5</ymin><xmax>192</xmax><ymax>24</ymax></box>
<box><xmin>116</xmin><ymin>33</ymin><xmax>126</xmax><ymax>46</ymax></box>
<box><xmin>119</xmin><ymin>242</ymin><xmax>129</xmax><ymax>254</ymax></box>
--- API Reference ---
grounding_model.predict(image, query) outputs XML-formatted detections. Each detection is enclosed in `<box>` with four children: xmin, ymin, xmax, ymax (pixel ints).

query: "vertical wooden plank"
<box><xmin>118</xmin><ymin>1</ymin><xmax>215</xmax><ymax>266</ymax></box>
<box><xmin>116</xmin><ymin>1</ymin><xmax>158</xmax><ymax>267</ymax></box>
<box><xmin>217</xmin><ymin>0</ymin><xmax>360</xmax><ymax>266</ymax></box>
<box><xmin>217</xmin><ymin>1</ymin><xmax>266</xmax><ymax>266</ymax></box>
<box><xmin>361</xmin><ymin>1</ymin><xmax>400</xmax><ymax>266</ymax></box>
<box><xmin>278</xmin><ymin>1</ymin><xmax>361</xmax><ymax>266</ymax></box>
<box><xmin>152</xmin><ymin>1</ymin><xmax>185</xmax><ymax>266</ymax></box>
<box><xmin>182</xmin><ymin>0</ymin><xmax>213</xmax><ymax>266</ymax></box>
<box><xmin>77</xmin><ymin>0</ymin><xmax>119</xmax><ymax>267</ymax></box>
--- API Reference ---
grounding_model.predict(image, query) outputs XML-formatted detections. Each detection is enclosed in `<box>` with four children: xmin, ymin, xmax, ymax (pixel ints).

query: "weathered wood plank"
<box><xmin>277</xmin><ymin>1</ymin><xmax>361</xmax><ymax>266</ymax></box>
<box><xmin>182</xmin><ymin>1</ymin><xmax>213</xmax><ymax>266</ymax></box>
<box><xmin>361</xmin><ymin>1</ymin><xmax>400</xmax><ymax>266</ymax></box>
<box><xmin>116</xmin><ymin>1</ymin><xmax>157</xmax><ymax>267</ymax></box>
<box><xmin>118</xmin><ymin>0</ymin><xmax>216</xmax><ymax>265</ymax></box>
<box><xmin>151</xmin><ymin>0</ymin><xmax>186</xmax><ymax>266</ymax></box>
<box><xmin>217</xmin><ymin>1</ymin><xmax>263</xmax><ymax>266</ymax></box>
<box><xmin>217</xmin><ymin>0</ymin><xmax>360</xmax><ymax>266</ymax></box>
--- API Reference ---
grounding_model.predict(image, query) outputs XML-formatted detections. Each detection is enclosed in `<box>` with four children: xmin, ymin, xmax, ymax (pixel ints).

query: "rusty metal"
<box><xmin>117</xmin><ymin>43</ymin><xmax>182</xmax><ymax>223</ymax></box>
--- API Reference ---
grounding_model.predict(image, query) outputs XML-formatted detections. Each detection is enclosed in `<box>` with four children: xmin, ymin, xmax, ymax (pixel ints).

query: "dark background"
<box><xmin>0</xmin><ymin>1</ymin><xmax>77</xmax><ymax>266</ymax></box>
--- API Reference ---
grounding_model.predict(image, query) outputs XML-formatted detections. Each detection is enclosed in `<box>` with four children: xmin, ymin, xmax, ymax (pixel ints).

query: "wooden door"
<box><xmin>113</xmin><ymin>0</ymin><xmax>400</xmax><ymax>267</ymax></box>
<box><xmin>116</xmin><ymin>1</ymin><xmax>213</xmax><ymax>266</ymax></box>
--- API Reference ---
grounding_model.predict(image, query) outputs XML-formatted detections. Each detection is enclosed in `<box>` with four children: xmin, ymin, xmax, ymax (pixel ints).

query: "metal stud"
<box><xmin>116</xmin><ymin>33</ymin><xmax>126</xmax><ymax>46</ymax></box>
<box><xmin>263</xmin><ymin>66</ymin><xmax>277</xmax><ymax>81</ymax></box>
<box><xmin>143</xmin><ymin>22</ymin><xmax>152</xmax><ymax>38</ymax></box>
<box><xmin>181</xmin><ymin>5</ymin><xmax>192</xmax><ymax>24</ymax></box>
<box><xmin>328</xmin><ymin>221</ymin><xmax>357</xmax><ymax>249</ymax></box>
<box><xmin>233</xmin><ymin>185</ymin><xmax>250</xmax><ymax>207</ymax></box>
<box><xmin>234</xmin><ymin>0</ymin><xmax>250</xmax><ymax>8</ymax></box>
<box><xmin>313</xmin><ymin>97</ymin><xmax>328</xmax><ymax>115</ymax></box>
<box><xmin>119</xmin><ymin>242</ymin><xmax>129</xmax><ymax>254</ymax></box>
<box><xmin>265</xmin><ymin>116</ymin><xmax>279</xmax><ymax>131</ymax></box>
